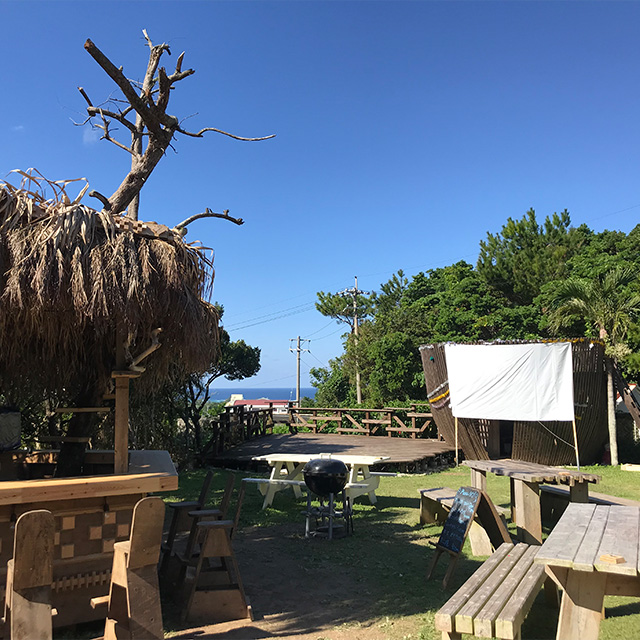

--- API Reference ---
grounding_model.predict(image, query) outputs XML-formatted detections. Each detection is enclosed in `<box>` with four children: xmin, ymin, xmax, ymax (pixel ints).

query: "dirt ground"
<box><xmin>166</xmin><ymin>522</ymin><xmax>423</xmax><ymax>640</ymax></box>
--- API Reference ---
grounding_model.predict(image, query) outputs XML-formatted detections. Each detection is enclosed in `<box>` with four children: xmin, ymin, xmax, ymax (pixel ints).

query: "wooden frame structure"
<box><xmin>420</xmin><ymin>339</ymin><xmax>608</xmax><ymax>465</ymax></box>
<box><xmin>0</xmin><ymin>450</ymin><xmax>177</xmax><ymax>632</ymax></box>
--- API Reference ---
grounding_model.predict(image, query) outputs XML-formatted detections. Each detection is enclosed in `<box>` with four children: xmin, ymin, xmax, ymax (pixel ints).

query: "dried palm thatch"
<box><xmin>0</xmin><ymin>170</ymin><xmax>219</xmax><ymax>401</ymax></box>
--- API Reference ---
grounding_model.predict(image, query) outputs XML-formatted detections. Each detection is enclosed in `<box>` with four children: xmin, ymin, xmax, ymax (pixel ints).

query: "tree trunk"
<box><xmin>108</xmin><ymin>136</ymin><xmax>170</xmax><ymax>215</ymax></box>
<box><xmin>54</xmin><ymin>388</ymin><xmax>100</xmax><ymax>477</ymax></box>
<box><xmin>605</xmin><ymin>357</ymin><xmax>619</xmax><ymax>466</ymax></box>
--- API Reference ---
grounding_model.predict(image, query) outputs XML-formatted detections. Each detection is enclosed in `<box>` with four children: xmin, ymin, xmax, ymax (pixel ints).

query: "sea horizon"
<box><xmin>209</xmin><ymin>386</ymin><xmax>316</xmax><ymax>402</ymax></box>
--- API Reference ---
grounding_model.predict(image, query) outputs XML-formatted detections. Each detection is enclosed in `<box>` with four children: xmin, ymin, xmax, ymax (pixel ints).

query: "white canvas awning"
<box><xmin>444</xmin><ymin>342</ymin><xmax>574</xmax><ymax>422</ymax></box>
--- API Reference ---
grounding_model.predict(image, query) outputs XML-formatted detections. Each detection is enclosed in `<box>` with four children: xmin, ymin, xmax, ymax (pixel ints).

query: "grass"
<box><xmin>160</xmin><ymin>463</ymin><xmax>640</xmax><ymax>639</ymax></box>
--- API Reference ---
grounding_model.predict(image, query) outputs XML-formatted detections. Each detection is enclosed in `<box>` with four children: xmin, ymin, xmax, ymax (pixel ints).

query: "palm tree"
<box><xmin>549</xmin><ymin>266</ymin><xmax>640</xmax><ymax>465</ymax></box>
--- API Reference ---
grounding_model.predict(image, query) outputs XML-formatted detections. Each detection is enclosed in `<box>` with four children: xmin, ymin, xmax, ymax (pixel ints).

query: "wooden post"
<box><xmin>114</xmin><ymin>376</ymin><xmax>130</xmax><ymax>475</ymax></box>
<box><xmin>455</xmin><ymin>417</ymin><xmax>459</xmax><ymax>466</ymax></box>
<box><xmin>513</xmin><ymin>480</ymin><xmax>542</xmax><ymax>544</ymax></box>
<box><xmin>112</xmin><ymin>371</ymin><xmax>141</xmax><ymax>475</ymax></box>
<box><xmin>572</xmin><ymin>418</ymin><xmax>581</xmax><ymax>471</ymax></box>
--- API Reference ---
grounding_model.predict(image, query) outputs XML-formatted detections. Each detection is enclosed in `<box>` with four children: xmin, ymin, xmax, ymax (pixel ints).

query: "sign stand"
<box><xmin>427</xmin><ymin>486</ymin><xmax>481</xmax><ymax>588</ymax></box>
<box><xmin>427</xmin><ymin>486</ymin><xmax>511</xmax><ymax>588</ymax></box>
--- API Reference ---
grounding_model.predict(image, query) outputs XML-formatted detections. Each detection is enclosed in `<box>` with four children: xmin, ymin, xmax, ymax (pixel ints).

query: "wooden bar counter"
<box><xmin>0</xmin><ymin>449</ymin><xmax>177</xmax><ymax>632</ymax></box>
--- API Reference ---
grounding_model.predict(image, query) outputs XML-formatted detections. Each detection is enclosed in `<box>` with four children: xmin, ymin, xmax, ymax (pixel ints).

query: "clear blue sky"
<box><xmin>2</xmin><ymin>1</ymin><xmax>639</xmax><ymax>389</ymax></box>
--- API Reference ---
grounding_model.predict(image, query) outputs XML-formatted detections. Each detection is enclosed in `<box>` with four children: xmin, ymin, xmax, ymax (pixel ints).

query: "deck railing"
<box><xmin>288</xmin><ymin>405</ymin><xmax>436</xmax><ymax>438</ymax></box>
<box><xmin>200</xmin><ymin>404</ymin><xmax>276</xmax><ymax>460</ymax></box>
<box><xmin>201</xmin><ymin>404</ymin><xmax>437</xmax><ymax>463</ymax></box>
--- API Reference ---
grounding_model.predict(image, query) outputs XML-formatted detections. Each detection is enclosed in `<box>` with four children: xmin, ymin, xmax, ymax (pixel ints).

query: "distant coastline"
<box><xmin>209</xmin><ymin>387</ymin><xmax>316</xmax><ymax>402</ymax></box>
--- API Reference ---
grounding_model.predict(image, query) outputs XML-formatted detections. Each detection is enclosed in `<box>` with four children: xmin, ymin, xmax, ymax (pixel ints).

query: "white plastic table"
<box><xmin>251</xmin><ymin>452</ymin><xmax>390</xmax><ymax>509</ymax></box>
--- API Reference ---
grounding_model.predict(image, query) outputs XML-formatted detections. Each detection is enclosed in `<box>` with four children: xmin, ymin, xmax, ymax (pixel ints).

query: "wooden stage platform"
<box><xmin>216</xmin><ymin>433</ymin><xmax>456</xmax><ymax>472</ymax></box>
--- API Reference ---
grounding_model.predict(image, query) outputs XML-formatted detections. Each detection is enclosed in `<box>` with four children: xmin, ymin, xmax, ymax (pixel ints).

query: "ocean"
<box><xmin>209</xmin><ymin>387</ymin><xmax>316</xmax><ymax>402</ymax></box>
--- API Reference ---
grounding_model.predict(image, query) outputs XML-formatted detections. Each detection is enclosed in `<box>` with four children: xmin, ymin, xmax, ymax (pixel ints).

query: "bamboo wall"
<box><xmin>419</xmin><ymin>339</ymin><xmax>608</xmax><ymax>465</ymax></box>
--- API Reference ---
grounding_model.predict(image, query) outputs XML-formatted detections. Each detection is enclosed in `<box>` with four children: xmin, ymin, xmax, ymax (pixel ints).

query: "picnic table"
<box><xmin>250</xmin><ymin>452</ymin><xmax>390</xmax><ymax>509</ymax></box>
<box><xmin>462</xmin><ymin>459</ymin><xmax>600</xmax><ymax>543</ymax></box>
<box><xmin>535</xmin><ymin>503</ymin><xmax>640</xmax><ymax>640</ymax></box>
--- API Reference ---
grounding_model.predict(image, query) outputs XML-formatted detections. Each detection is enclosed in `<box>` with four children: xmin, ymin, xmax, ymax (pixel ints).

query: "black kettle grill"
<box><xmin>302</xmin><ymin>457</ymin><xmax>348</xmax><ymax>497</ymax></box>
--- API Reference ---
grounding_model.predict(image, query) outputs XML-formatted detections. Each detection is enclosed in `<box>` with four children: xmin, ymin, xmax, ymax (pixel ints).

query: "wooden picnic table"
<box><xmin>251</xmin><ymin>452</ymin><xmax>390</xmax><ymax>509</ymax></box>
<box><xmin>535</xmin><ymin>503</ymin><xmax>640</xmax><ymax>640</ymax></box>
<box><xmin>463</xmin><ymin>459</ymin><xmax>601</xmax><ymax>544</ymax></box>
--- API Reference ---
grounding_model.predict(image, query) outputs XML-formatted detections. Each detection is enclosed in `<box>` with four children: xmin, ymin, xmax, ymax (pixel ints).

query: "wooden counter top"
<box><xmin>0</xmin><ymin>450</ymin><xmax>178</xmax><ymax>505</ymax></box>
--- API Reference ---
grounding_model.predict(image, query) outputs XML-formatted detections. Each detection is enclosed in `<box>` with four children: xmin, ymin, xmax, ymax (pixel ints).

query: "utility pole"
<box><xmin>339</xmin><ymin>276</ymin><xmax>369</xmax><ymax>404</ymax></box>
<box><xmin>289</xmin><ymin>336</ymin><xmax>309</xmax><ymax>407</ymax></box>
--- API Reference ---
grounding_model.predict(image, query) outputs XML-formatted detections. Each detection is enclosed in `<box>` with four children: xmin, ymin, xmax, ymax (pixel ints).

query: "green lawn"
<box><xmin>162</xmin><ymin>464</ymin><xmax>640</xmax><ymax>639</ymax></box>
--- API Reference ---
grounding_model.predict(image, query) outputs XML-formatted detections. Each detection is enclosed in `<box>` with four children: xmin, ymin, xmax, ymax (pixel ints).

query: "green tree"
<box><xmin>309</xmin><ymin>359</ymin><xmax>355</xmax><ymax>407</ymax></box>
<box><xmin>167</xmin><ymin>306</ymin><xmax>260</xmax><ymax>456</ymax></box>
<box><xmin>315</xmin><ymin>290</ymin><xmax>372</xmax><ymax>330</ymax></box>
<box><xmin>549</xmin><ymin>267</ymin><xmax>640</xmax><ymax>465</ymax></box>
<box><xmin>477</xmin><ymin>209</ymin><xmax>589</xmax><ymax>304</ymax></box>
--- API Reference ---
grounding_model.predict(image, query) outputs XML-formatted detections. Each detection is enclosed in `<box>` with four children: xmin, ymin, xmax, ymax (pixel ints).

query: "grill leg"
<box><xmin>328</xmin><ymin>493</ymin><xmax>334</xmax><ymax>540</ymax></box>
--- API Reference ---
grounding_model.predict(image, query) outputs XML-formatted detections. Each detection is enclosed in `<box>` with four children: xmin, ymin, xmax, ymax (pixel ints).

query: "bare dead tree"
<box><xmin>77</xmin><ymin>30</ymin><xmax>274</xmax><ymax>222</ymax></box>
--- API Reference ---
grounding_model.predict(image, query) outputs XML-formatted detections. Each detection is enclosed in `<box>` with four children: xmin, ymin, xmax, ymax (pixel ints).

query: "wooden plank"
<box><xmin>535</xmin><ymin>503</ymin><xmax>596</xmax><ymax>568</ymax></box>
<box><xmin>0</xmin><ymin>456</ymin><xmax>177</xmax><ymax>506</ymax></box>
<box><xmin>513</xmin><ymin>479</ymin><xmax>542</xmax><ymax>544</ymax></box>
<box><xmin>555</xmin><ymin>568</ymin><xmax>607</xmax><ymax>640</ymax></box>
<box><xmin>593</xmin><ymin>506</ymin><xmax>640</xmax><ymax>576</ymax></box>
<box><xmin>53</xmin><ymin>408</ymin><xmax>111</xmax><ymax>414</ymax></box>
<box><xmin>38</xmin><ymin>436</ymin><xmax>92</xmax><ymax>444</ymax></box>
<box><xmin>475</xmin><ymin>490</ymin><xmax>512</xmax><ymax>549</ymax></box>
<box><xmin>470</xmin><ymin>469</ymin><xmax>487</xmax><ymax>493</ymax></box>
<box><xmin>474</xmin><ymin>544</ymin><xmax>539</xmax><ymax>638</ymax></box>
<box><xmin>434</xmin><ymin>542</ymin><xmax>513</xmax><ymax>633</ymax></box>
<box><xmin>455</xmin><ymin>544</ymin><xmax>527</xmax><ymax>634</ymax></box>
<box><xmin>128</xmin><ymin>497</ymin><xmax>165</xmax><ymax>570</ymax></box>
<box><xmin>114</xmin><ymin>377</ymin><xmax>129</xmax><ymax>475</ymax></box>
<box><xmin>495</xmin><ymin>556</ymin><xmax>547</xmax><ymax>640</ymax></box>
<box><xmin>8</xmin><ymin>510</ymin><xmax>55</xmax><ymax>640</ymax></box>
<box><xmin>572</xmin><ymin>505</ymin><xmax>609</xmax><ymax>571</ymax></box>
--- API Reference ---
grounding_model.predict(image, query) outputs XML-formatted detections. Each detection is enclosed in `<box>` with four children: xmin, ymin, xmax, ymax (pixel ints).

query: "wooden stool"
<box><xmin>160</xmin><ymin>471</ymin><xmax>234</xmax><ymax>579</ymax></box>
<box><xmin>3</xmin><ymin>509</ymin><xmax>55</xmax><ymax>640</ymax></box>
<box><xmin>181</xmin><ymin>480</ymin><xmax>252</xmax><ymax>623</ymax></box>
<box><xmin>92</xmin><ymin>497</ymin><xmax>165</xmax><ymax>640</ymax></box>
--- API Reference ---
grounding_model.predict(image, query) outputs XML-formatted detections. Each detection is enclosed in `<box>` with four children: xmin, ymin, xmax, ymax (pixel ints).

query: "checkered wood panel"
<box><xmin>54</xmin><ymin>509</ymin><xmax>132</xmax><ymax>561</ymax></box>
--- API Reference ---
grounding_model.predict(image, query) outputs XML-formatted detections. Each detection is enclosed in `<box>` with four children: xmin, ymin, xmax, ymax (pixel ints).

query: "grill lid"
<box><xmin>303</xmin><ymin>458</ymin><xmax>348</xmax><ymax>477</ymax></box>
<box><xmin>303</xmin><ymin>458</ymin><xmax>348</xmax><ymax>496</ymax></box>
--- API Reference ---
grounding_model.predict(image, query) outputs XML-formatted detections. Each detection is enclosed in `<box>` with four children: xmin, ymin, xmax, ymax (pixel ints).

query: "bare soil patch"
<box><xmin>166</xmin><ymin>522</ymin><xmax>425</xmax><ymax>640</ymax></box>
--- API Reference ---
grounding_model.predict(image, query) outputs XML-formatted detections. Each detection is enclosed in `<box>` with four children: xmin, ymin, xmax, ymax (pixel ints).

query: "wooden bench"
<box><xmin>540</xmin><ymin>484</ymin><xmax>640</xmax><ymax>524</ymax></box>
<box><xmin>419</xmin><ymin>488</ymin><xmax>509</xmax><ymax>556</ymax></box>
<box><xmin>435</xmin><ymin>542</ymin><xmax>547</xmax><ymax>640</ymax></box>
<box><xmin>242</xmin><ymin>478</ymin><xmax>306</xmax><ymax>490</ymax></box>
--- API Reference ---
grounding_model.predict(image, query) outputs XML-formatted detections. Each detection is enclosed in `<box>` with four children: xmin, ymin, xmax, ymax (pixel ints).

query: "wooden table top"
<box><xmin>252</xmin><ymin>453</ymin><xmax>390</xmax><ymax>466</ymax></box>
<box><xmin>462</xmin><ymin>459</ymin><xmax>601</xmax><ymax>486</ymax></box>
<box><xmin>535</xmin><ymin>503</ymin><xmax>640</xmax><ymax>576</ymax></box>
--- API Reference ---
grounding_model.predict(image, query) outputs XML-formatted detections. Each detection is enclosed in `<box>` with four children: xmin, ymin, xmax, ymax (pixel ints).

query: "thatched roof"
<box><xmin>0</xmin><ymin>172</ymin><xmax>218</xmax><ymax>399</ymax></box>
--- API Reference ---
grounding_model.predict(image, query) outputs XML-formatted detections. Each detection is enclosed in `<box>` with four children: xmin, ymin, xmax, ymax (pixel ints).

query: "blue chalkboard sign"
<box><xmin>437</xmin><ymin>486</ymin><xmax>481</xmax><ymax>554</ymax></box>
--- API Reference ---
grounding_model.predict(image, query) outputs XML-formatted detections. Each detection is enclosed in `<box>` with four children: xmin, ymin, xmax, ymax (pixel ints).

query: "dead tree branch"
<box><xmin>173</xmin><ymin>209</ymin><xmax>244</xmax><ymax>235</ymax></box>
<box><xmin>79</xmin><ymin>30</ymin><xmax>275</xmax><ymax>220</ymax></box>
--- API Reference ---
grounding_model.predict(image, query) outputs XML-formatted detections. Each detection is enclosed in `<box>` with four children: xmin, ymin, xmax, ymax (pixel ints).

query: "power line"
<box><xmin>225</xmin><ymin>303</ymin><xmax>316</xmax><ymax>331</ymax></box>
<box><xmin>303</xmin><ymin>319</ymin><xmax>337</xmax><ymax>339</ymax></box>
<box><xmin>306</xmin><ymin>350</ymin><xmax>328</xmax><ymax>368</ymax></box>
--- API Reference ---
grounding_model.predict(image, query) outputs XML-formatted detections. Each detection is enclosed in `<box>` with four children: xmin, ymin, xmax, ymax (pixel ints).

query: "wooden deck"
<box><xmin>215</xmin><ymin>433</ymin><xmax>456</xmax><ymax>472</ymax></box>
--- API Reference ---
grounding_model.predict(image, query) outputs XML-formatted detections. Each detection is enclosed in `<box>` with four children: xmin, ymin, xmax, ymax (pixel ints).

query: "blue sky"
<box><xmin>2</xmin><ymin>1</ymin><xmax>639</xmax><ymax>389</ymax></box>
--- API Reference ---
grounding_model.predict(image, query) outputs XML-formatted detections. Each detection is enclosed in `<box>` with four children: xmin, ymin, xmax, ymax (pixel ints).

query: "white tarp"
<box><xmin>444</xmin><ymin>342</ymin><xmax>575</xmax><ymax>421</ymax></box>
